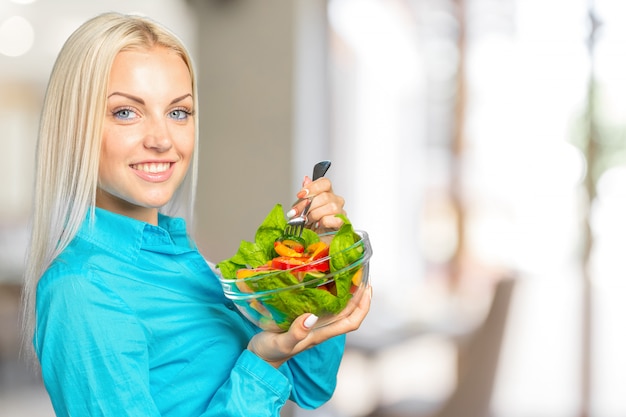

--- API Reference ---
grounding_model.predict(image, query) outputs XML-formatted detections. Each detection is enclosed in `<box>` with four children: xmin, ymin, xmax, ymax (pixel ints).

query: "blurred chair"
<box><xmin>0</xmin><ymin>282</ymin><xmax>23</xmax><ymax>384</ymax></box>
<box><xmin>281</xmin><ymin>401</ymin><xmax>294</xmax><ymax>417</ymax></box>
<box><xmin>364</xmin><ymin>275</ymin><xmax>516</xmax><ymax>417</ymax></box>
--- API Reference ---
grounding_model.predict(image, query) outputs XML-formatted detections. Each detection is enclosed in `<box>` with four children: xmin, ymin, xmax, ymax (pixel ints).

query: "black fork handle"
<box><xmin>312</xmin><ymin>160</ymin><xmax>331</xmax><ymax>181</ymax></box>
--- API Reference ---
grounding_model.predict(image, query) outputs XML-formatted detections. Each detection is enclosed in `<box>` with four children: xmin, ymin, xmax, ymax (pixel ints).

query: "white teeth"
<box><xmin>133</xmin><ymin>162</ymin><xmax>170</xmax><ymax>173</ymax></box>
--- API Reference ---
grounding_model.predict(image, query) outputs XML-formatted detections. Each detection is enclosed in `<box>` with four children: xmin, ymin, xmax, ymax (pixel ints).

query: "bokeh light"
<box><xmin>0</xmin><ymin>16</ymin><xmax>34</xmax><ymax>57</ymax></box>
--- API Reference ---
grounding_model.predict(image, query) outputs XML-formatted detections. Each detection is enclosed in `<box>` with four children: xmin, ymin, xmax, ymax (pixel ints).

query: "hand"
<box><xmin>288</xmin><ymin>176</ymin><xmax>346</xmax><ymax>232</ymax></box>
<box><xmin>247</xmin><ymin>285</ymin><xmax>372</xmax><ymax>368</ymax></box>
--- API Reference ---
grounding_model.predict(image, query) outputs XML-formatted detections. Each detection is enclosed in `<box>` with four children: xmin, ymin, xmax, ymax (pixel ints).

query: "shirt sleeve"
<box><xmin>35</xmin><ymin>270</ymin><xmax>163</xmax><ymax>417</ymax></box>
<box><xmin>203</xmin><ymin>350</ymin><xmax>291</xmax><ymax>416</ymax></box>
<box><xmin>203</xmin><ymin>337</ymin><xmax>345</xmax><ymax>416</ymax></box>
<box><xmin>281</xmin><ymin>335</ymin><xmax>346</xmax><ymax>409</ymax></box>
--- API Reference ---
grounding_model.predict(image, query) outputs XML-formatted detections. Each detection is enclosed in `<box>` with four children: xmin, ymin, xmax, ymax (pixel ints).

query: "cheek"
<box><xmin>179</xmin><ymin>131</ymin><xmax>195</xmax><ymax>160</ymax></box>
<box><xmin>100</xmin><ymin>128</ymin><xmax>119</xmax><ymax>158</ymax></box>
<box><xmin>183</xmin><ymin>139</ymin><xmax>195</xmax><ymax>159</ymax></box>
<box><xmin>97</xmin><ymin>147</ymin><xmax>116</xmax><ymax>184</ymax></box>
<box><xmin>99</xmin><ymin>130</ymin><xmax>126</xmax><ymax>176</ymax></box>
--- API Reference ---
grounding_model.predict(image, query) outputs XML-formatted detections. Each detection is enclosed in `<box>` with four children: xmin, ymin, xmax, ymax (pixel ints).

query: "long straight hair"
<box><xmin>22</xmin><ymin>12</ymin><xmax>199</xmax><ymax>358</ymax></box>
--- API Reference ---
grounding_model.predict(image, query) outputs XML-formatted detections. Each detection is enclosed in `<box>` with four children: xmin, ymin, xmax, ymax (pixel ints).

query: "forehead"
<box><xmin>108</xmin><ymin>47</ymin><xmax>192</xmax><ymax>94</ymax></box>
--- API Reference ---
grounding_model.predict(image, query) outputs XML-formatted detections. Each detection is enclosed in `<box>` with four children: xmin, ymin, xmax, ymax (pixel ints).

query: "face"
<box><xmin>97</xmin><ymin>46</ymin><xmax>194</xmax><ymax>224</ymax></box>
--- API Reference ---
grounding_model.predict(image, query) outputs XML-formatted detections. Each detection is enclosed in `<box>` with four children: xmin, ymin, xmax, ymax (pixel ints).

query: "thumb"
<box><xmin>303</xmin><ymin>313</ymin><xmax>319</xmax><ymax>329</ymax></box>
<box><xmin>287</xmin><ymin>313</ymin><xmax>318</xmax><ymax>341</ymax></box>
<box><xmin>247</xmin><ymin>314</ymin><xmax>320</xmax><ymax>367</ymax></box>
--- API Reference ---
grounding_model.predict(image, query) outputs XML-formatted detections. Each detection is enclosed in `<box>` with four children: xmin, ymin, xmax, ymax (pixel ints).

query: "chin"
<box><xmin>144</xmin><ymin>200</ymin><xmax>173</xmax><ymax>210</ymax></box>
<box><xmin>142</xmin><ymin>192</ymin><xmax>176</xmax><ymax>208</ymax></box>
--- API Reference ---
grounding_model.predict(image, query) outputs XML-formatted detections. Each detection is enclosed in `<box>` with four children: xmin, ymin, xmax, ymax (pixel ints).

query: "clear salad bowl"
<box><xmin>217</xmin><ymin>230</ymin><xmax>372</xmax><ymax>332</ymax></box>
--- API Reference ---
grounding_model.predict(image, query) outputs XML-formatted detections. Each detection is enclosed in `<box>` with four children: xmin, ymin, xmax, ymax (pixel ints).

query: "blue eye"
<box><xmin>169</xmin><ymin>109</ymin><xmax>191</xmax><ymax>121</ymax></box>
<box><xmin>113</xmin><ymin>108</ymin><xmax>137</xmax><ymax>120</ymax></box>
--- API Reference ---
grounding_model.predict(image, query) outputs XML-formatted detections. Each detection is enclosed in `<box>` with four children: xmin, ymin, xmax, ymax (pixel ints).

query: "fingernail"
<box><xmin>297</xmin><ymin>189</ymin><xmax>309</xmax><ymax>199</ymax></box>
<box><xmin>286</xmin><ymin>208</ymin><xmax>296</xmax><ymax>218</ymax></box>
<box><xmin>304</xmin><ymin>314</ymin><xmax>318</xmax><ymax>329</ymax></box>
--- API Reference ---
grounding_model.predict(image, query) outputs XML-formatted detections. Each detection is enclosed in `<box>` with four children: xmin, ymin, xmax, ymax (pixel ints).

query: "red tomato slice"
<box><xmin>299</xmin><ymin>259</ymin><xmax>330</xmax><ymax>272</ymax></box>
<box><xmin>271</xmin><ymin>256</ymin><xmax>330</xmax><ymax>273</ymax></box>
<box><xmin>271</xmin><ymin>256</ymin><xmax>307</xmax><ymax>270</ymax></box>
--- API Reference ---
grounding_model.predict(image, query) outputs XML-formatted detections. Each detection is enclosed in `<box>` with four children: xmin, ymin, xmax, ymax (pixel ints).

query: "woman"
<box><xmin>22</xmin><ymin>12</ymin><xmax>371</xmax><ymax>417</ymax></box>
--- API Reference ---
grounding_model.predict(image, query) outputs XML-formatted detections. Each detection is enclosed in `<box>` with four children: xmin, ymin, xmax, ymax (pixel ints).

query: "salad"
<box><xmin>216</xmin><ymin>204</ymin><xmax>367</xmax><ymax>330</ymax></box>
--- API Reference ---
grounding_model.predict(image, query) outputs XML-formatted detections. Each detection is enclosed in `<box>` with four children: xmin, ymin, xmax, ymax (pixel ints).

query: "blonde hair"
<box><xmin>22</xmin><ymin>12</ymin><xmax>199</xmax><ymax>358</ymax></box>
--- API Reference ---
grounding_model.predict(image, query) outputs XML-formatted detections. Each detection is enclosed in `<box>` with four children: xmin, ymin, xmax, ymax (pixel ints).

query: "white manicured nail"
<box><xmin>286</xmin><ymin>208</ymin><xmax>296</xmax><ymax>218</ymax></box>
<box><xmin>304</xmin><ymin>314</ymin><xmax>318</xmax><ymax>329</ymax></box>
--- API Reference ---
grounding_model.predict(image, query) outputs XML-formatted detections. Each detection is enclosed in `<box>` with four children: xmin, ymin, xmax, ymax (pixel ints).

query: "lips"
<box><xmin>130</xmin><ymin>161</ymin><xmax>175</xmax><ymax>182</ymax></box>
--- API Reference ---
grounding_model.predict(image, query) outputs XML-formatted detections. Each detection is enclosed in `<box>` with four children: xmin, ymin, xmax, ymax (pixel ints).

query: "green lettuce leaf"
<box><xmin>329</xmin><ymin>214</ymin><xmax>364</xmax><ymax>297</ymax></box>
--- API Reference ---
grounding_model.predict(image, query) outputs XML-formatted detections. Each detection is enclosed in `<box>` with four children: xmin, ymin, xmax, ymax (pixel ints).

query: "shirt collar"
<box><xmin>78</xmin><ymin>208</ymin><xmax>196</xmax><ymax>261</ymax></box>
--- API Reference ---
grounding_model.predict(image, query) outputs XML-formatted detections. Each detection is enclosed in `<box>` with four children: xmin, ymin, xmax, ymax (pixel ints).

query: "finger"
<box><xmin>296</xmin><ymin>178</ymin><xmax>332</xmax><ymax>203</ymax></box>
<box><xmin>307</xmin><ymin>196</ymin><xmax>345</xmax><ymax>218</ymax></box>
<box><xmin>287</xmin><ymin>176</ymin><xmax>317</xmax><ymax>218</ymax></box>
<box><xmin>289</xmin><ymin>313</ymin><xmax>318</xmax><ymax>337</ymax></box>
<box><xmin>289</xmin><ymin>178</ymin><xmax>335</xmax><ymax>218</ymax></box>
<box><xmin>247</xmin><ymin>314</ymin><xmax>317</xmax><ymax>367</ymax></box>
<box><xmin>274</xmin><ymin>313</ymin><xmax>318</xmax><ymax>356</ymax></box>
<box><xmin>314</xmin><ymin>216</ymin><xmax>345</xmax><ymax>231</ymax></box>
<box><xmin>306</xmin><ymin>196</ymin><xmax>346</xmax><ymax>227</ymax></box>
<box><xmin>287</xmin><ymin>198</ymin><xmax>311</xmax><ymax>219</ymax></box>
<box><xmin>334</xmin><ymin>285</ymin><xmax>372</xmax><ymax>331</ymax></box>
<box><xmin>304</xmin><ymin>177</ymin><xmax>332</xmax><ymax>196</ymax></box>
<box><xmin>275</xmin><ymin>313</ymin><xmax>318</xmax><ymax>353</ymax></box>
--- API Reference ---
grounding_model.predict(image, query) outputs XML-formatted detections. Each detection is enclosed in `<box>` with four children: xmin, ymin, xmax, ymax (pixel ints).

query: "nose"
<box><xmin>144</xmin><ymin>118</ymin><xmax>172</xmax><ymax>152</ymax></box>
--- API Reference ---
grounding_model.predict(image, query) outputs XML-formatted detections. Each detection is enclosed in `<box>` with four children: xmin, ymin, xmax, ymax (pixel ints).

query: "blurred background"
<box><xmin>1</xmin><ymin>0</ymin><xmax>626</xmax><ymax>416</ymax></box>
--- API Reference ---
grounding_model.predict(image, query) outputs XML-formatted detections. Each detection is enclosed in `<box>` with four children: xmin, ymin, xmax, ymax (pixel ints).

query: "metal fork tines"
<box><xmin>285</xmin><ymin>197</ymin><xmax>313</xmax><ymax>237</ymax></box>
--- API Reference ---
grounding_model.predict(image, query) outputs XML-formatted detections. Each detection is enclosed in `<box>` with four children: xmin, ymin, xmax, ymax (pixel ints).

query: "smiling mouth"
<box><xmin>131</xmin><ymin>162</ymin><xmax>172</xmax><ymax>173</ymax></box>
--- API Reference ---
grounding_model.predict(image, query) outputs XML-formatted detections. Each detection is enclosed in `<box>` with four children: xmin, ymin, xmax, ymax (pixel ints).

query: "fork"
<box><xmin>284</xmin><ymin>160</ymin><xmax>332</xmax><ymax>238</ymax></box>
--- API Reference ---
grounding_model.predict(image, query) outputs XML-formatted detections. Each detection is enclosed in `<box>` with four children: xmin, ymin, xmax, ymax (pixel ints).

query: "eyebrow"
<box><xmin>107</xmin><ymin>92</ymin><xmax>193</xmax><ymax>105</ymax></box>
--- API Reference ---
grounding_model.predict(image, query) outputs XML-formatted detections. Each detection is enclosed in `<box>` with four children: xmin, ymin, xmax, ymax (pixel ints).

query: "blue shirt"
<box><xmin>34</xmin><ymin>208</ymin><xmax>344</xmax><ymax>416</ymax></box>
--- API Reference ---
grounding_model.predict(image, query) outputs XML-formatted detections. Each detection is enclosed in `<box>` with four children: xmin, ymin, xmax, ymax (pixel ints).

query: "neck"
<box><xmin>95</xmin><ymin>189</ymin><xmax>159</xmax><ymax>225</ymax></box>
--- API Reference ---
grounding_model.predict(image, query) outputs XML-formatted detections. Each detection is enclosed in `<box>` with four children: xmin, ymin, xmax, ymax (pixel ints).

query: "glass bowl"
<box><xmin>218</xmin><ymin>230</ymin><xmax>372</xmax><ymax>332</ymax></box>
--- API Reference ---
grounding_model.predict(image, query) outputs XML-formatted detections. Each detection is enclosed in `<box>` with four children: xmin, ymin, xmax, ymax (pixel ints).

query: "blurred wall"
<box><xmin>189</xmin><ymin>0</ymin><xmax>330</xmax><ymax>262</ymax></box>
